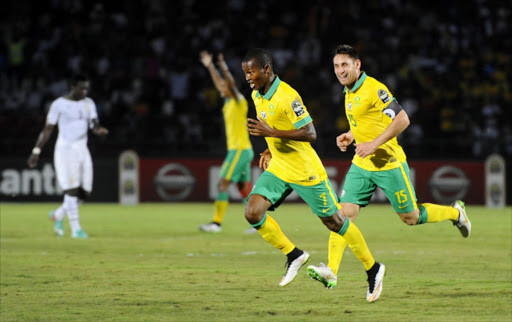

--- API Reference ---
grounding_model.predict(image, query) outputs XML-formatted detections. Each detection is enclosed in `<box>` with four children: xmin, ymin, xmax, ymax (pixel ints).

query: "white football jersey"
<box><xmin>47</xmin><ymin>97</ymin><xmax>98</xmax><ymax>144</ymax></box>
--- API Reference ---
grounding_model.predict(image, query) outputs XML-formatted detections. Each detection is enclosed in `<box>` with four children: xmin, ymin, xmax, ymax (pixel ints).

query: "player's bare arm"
<box><xmin>259</xmin><ymin>148</ymin><xmax>272</xmax><ymax>170</ymax></box>
<box><xmin>200</xmin><ymin>51</ymin><xmax>228</xmax><ymax>96</ymax></box>
<box><xmin>246</xmin><ymin>117</ymin><xmax>316</xmax><ymax>142</ymax></box>
<box><xmin>200</xmin><ymin>50</ymin><xmax>213</xmax><ymax>68</ymax></box>
<box><xmin>218</xmin><ymin>53</ymin><xmax>239</xmax><ymax>98</ymax></box>
<box><xmin>27</xmin><ymin>124</ymin><xmax>55</xmax><ymax>168</ymax></box>
<box><xmin>91</xmin><ymin>119</ymin><xmax>109</xmax><ymax>136</ymax></box>
<box><xmin>336</xmin><ymin>130</ymin><xmax>354</xmax><ymax>152</ymax></box>
<box><xmin>354</xmin><ymin>109</ymin><xmax>410</xmax><ymax>158</ymax></box>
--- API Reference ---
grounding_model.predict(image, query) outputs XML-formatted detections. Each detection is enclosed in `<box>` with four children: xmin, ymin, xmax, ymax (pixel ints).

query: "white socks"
<box><xmin>53</xmin><ymin>206</ymin><xmax>66</xmax><ymax>221</ymax></box>
<box><xmin>64</xmin><ymin>194</ymin><xmax>82</xmax><ymax>233</ymax></box>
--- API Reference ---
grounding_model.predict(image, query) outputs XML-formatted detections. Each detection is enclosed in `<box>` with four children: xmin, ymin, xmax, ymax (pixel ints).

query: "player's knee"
<box><xmin>322</xmin><ymin>221</ymin><xmax>338</xmax><ymax>232</ymax></box>
<box><xmin>339</xmin><ymin>203</ymin><xmax>360</xmax><ymax>221</ymax></box>
<box><xmin>244</xmin><ymin>199</ymin><xmax>264</xmax><ymax>224</ymax></box>
<box><xmin>399</xmin><ymin>212</ymin><xmax>418</xmax><ymax>225</ymax></box>
<box><xmin>320</xmin><ymin>214</ymin><xmax>343</xmax><ymax>232</ymax></box>
<box><xmin>218</xmin><ymin>179</ymin><xmax>230</xmax><ymax>192</ymax></box>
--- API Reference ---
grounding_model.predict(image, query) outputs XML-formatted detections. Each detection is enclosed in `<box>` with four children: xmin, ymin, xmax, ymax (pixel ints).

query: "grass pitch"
<box><xmin>1</xmin><ymin>202</ymin><xmax>511</xmax><ymax>322</ymax></box>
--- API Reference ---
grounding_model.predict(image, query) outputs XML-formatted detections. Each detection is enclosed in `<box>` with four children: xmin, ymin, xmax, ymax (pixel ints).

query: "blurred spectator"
<box><xmin>0</xmin><ymin>0</ymin><xmax>510</xmax><ymax>160</ymax></box>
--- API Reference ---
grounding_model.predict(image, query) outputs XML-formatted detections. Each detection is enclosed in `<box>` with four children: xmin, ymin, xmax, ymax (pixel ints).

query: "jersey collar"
<box><xmin>344</xmin><ymin>71</ymin><xmax>367</xmax><ymax>93</ymax></box>
<box><xmin>255</xmin><ymin>76</ymin><xmax>281</xmax><ymax>100</ymax></box>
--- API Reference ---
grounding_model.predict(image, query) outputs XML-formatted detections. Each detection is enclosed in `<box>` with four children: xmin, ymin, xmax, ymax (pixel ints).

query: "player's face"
<box><xmin>242</xmin><ymin>60</ymin><xmax>267</xmax><ymax>91</ymax></box>
<box><xmin>333</xmin><ymin>54</ymin><xmax>361</xmax><ymax>88</ymax></box>
<box><xmin>71</xmin><ymin>81</ymin><xmax>90</xmax><ymax>100</ymax></box>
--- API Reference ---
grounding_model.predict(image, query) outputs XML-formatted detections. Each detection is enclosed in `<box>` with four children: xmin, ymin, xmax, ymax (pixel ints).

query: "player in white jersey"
<box><xmin>28</xmin><ymin>74</ymin><xmax>108</xmax><ymax>239</ymax></box>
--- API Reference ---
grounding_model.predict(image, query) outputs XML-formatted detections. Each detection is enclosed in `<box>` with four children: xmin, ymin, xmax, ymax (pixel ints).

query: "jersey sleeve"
<box><xmin>87</xmin><ymin>98</ymin><xmax>98</xmax><ymax>120</ymax></box>
<box><xmin>285</xmin><ymin>94</ymin><xmax>312</xmax><ymax>129</ymax></box>
<box><xmin>372</xmin><ymin>84</ymin><xmax>394</xmax><ymax>111</ymax></box>
<box><xmin>46</xmin><ymin>99</ymin><xmax>60</xmax><ymax>125</ymax></box>
<box><xmin>86</xmin><ymin>98</ymin><xmax>98</xmax><ymax>129</ymax></box>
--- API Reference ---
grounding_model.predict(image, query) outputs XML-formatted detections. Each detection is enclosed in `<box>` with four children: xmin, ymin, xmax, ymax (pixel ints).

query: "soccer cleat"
<box><xmin>307</xmin><ymin>263</ymin><xmax>337</xmax><ymax>289</ymax></box>
<box><xmin>199</xmin><ymin>222</ymin><xmax>222</xmax><ymax>233</ymax></box>
<box><xmin>279</xmin><ymin>251</ymin><xmax>310</xmax><ymax>287</ymax></box>
<box><xmin>367</xmin><ymin>262</ymin><xmax>385</xmax><ymax>302</ymax></box>
<box><xmin>71</xmin><ymin>229</ymin><xmax>89</xmax><ymax>239</ymax></box>
<box><xmin>244</xmin><ymin>227</ymin><xmax>258</xmax><ymax>234</ymax></box>
<box><xmin>48</xmin><ymin>210</ymin><xmax>64</xmax><ymax>237</ymax></box>
<box><xmin>452</xmin><ymin>200</ymin><xmax>471</xmax><ymax>238</ymax></box>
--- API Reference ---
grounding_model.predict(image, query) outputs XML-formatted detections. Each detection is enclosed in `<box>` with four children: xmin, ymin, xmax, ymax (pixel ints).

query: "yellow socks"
<box><xmin>418</xmin><ymin>203</ymin><xmax>459</xmax><ymax>224</ymax></box>
<box><xmin>211</xmin><ymin>191</ymin><xmax>229</xmax><ymax>224</ymax></box>
<box><xmin>255</xmin><ymin>213</ymin><xmax>295</xmax><ymax>255</ymax></box>
<box><xmin>212</xmin><ymin>200</ymin><xmax>229</xmax><ymax>224</ymax></box>
<box><xmin>328</xmin><ymin>232</ymin><xmax>347</xmax><ymax>275</ymax></box>
<box><xmin>339</xmin><ymin>219</ymin><xmax>375</xmax><ymax>271</ymax></box>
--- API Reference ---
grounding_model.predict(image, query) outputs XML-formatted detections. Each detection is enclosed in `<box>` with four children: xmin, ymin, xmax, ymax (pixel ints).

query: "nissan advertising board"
<box><xmin>0</xmin><ymin>157</ymin><xmax>489</xmax><ymax>204</ymax></box>
<box><xmin>138</xmin><ymin>158</ymin><xmax>486</xmax><ymax>205</ymax></box>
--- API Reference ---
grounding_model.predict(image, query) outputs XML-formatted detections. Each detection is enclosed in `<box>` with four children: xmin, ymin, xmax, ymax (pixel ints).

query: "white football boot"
<box><xmin>279</xmin><ymin>251</ymin><xmax>310</xmax><ymax>286</ymax></box>
<box><xmin>452</xmin><ymin>200</ymin><xmax>471</xmax><ymax>237</ymax></box>
<box><xmin>307</xmin><ymin>263</ymin><xmax>337</xmax><ymax>289</ymax></box>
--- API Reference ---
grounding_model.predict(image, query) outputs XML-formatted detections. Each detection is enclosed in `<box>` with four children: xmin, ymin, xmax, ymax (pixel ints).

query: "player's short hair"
<box><xmin>70</xmin><ymin>74</ymin><xmax>89</xmax><ymax>86</ymax></box>
<box><xmin>333</xmin><ymin>44</ymin><xmax>359</xmax><ymax>60</ymax></box>
<box><xmin>243</xmin><ymin>48</ymin><xmax>273</xmax><ymax>69</ymax></box>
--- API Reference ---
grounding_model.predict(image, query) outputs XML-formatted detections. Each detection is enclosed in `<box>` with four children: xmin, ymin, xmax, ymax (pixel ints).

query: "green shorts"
<box><xmin>340</xmin><ymin>162</ymin><xmax>418</xmax><ymax>213</ymax></box>
<box><xmin>249</xmin><ymin>171</ymin><xmax>340</xmax><ymax>217</ymax></box>
<box><xmin>220</xmin><ymin>148</ymin><xmax>254</xmax><ymax>183</ymax></box>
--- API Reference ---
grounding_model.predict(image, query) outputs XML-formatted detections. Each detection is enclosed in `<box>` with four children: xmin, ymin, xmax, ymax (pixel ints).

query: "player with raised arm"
<box><xmin>28</xmin><ymin>74</ymin><xmax>108</xmax><ymax>239</ymax></box>
<box><xmin>242</xmin><ymin>48</ymin><xmax>385</xmax><ymax>302</ymax></box>
<box><xmin>198</xmin><ymin>51</ymin><xmax>254</xmax><ymax>233</ymax></box>
<box><xmin>307</xmin><ymin>44</ymin><xmax>471</xmax><ymax>291</ymax></box>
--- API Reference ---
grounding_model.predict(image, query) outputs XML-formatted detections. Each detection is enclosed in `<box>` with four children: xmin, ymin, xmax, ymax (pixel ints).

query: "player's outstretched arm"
<box><xmin>200</xmin><ymin>50</ymin><xmax>225</xmax><ymax>94</ymax></box>
<box><xmin>218</xmin><ymin>53</ymin><xmax>240</xmax><ymax>98</ymax></box>
<box><xmin>27</xmin><ymin>124</ymin><xmax>55</xmax><ymax>168</ymax></box>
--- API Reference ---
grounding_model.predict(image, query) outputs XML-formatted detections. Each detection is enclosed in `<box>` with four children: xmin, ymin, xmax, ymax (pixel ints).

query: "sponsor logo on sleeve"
<box><xmin>378</xmin><ymin>89</ymin><xmax>390</xmax><ymax>104</ymax></box>
<box><xmin>291</xmin><ymin>100</ymin><xmax>305</xmax><ymax>117</ymax></box>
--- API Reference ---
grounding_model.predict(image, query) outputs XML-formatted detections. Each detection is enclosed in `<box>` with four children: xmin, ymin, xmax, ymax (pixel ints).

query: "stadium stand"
<box><xmin>1</xmin><ymin>0</ymin><xmax>510</xmax><ymax>160</ymax></box>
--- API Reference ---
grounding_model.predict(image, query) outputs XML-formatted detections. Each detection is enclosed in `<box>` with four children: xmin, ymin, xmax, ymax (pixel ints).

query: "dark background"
<box><xmin>1</xmin><ymin>0</ymin><xmax>510</xmax><ymax>164</ymax></box>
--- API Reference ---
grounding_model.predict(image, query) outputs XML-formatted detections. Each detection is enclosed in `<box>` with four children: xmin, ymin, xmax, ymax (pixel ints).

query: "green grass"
<box><xmin>1</xmin><ymin>202</ymin><xmax>511</xmax><ymax>322</ymax></box>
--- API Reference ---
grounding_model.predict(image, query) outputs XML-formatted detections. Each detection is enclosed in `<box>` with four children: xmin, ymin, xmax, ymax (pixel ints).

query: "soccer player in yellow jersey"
<box><xmin>242</xmin><ymin>48</ymin><xmax>385</xmax><ymax>302</ymax></box>
<box><xmin>198</xmin><ymin>51</ymin><xmax>254</xmax><ymax>233</ymax></box>
<box><xmin>307</xmin><ymin>44</ymin><xmax>472</xmax><ymax>290</ymax></box>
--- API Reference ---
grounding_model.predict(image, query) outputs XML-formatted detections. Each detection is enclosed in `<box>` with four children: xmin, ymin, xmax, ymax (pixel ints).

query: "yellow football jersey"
<box><xmin>223</xmin><ymin>93</ymin><xmax>252</xmax><ymax>150</ymax></box>
<box><xmin>251</xmin><ymin>76</ymin><xmax>327</xmax><ymax>185</ymax></box>
<box><xmin>344</xmin><ymin>72</ymin><xmax>406</xmax><ymax>171</ymax></box>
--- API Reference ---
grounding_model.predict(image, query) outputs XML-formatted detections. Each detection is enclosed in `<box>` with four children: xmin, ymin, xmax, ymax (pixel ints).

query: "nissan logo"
<box><xmin>428</xmin><ymin>165</ymin><xmax>470</xmax><ymax>204</ymax></box>
<box><xmin>153</xmin><ymin>163</ymin><xmax>196</xmax><ymax>201</ymax></box>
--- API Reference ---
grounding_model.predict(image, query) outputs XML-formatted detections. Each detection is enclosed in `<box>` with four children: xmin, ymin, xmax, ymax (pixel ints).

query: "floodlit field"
<box><xmin>1</xmin><ymin>202</ymin><xmax>511</xmax><ymax>322</ymax></box>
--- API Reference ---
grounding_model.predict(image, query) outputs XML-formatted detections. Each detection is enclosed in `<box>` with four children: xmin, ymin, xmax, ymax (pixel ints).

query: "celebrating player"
<box><xmin>307</xmin><ymin>44</ymin><xmax>471</xmax><ymax>289</ymax></box>
<box><xmin>198</xmin><ymin>51</ymin><xmax>254</xmax><ymax>233</ymax></box>
<box><xmin>27</xmin><ymin>74</ymin><xmax>108</xmax><ymax>239</ymax></box>
<box><xmin>242</xmin><ymin>48</ymin><xmax>385</xmax><ymax>302</ymax></box>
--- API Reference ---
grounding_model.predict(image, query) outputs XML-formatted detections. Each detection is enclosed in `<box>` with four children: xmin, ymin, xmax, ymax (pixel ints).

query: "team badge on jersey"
<box><xmin>291</xmin><ymin>100</ymin><xmax>305</xmax><ymax>117</ymax></box>
<box><xmin>378</xmin><ymin>89</ymin><xmax>390</xmax><ymax>103</ymax></box>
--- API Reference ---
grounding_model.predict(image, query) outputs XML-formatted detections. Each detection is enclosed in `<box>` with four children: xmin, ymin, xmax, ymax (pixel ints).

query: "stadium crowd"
<box><xmin>1</xmin><ymin>0</ymin><xmax>511</xmax><ymax>160</ymax></box>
